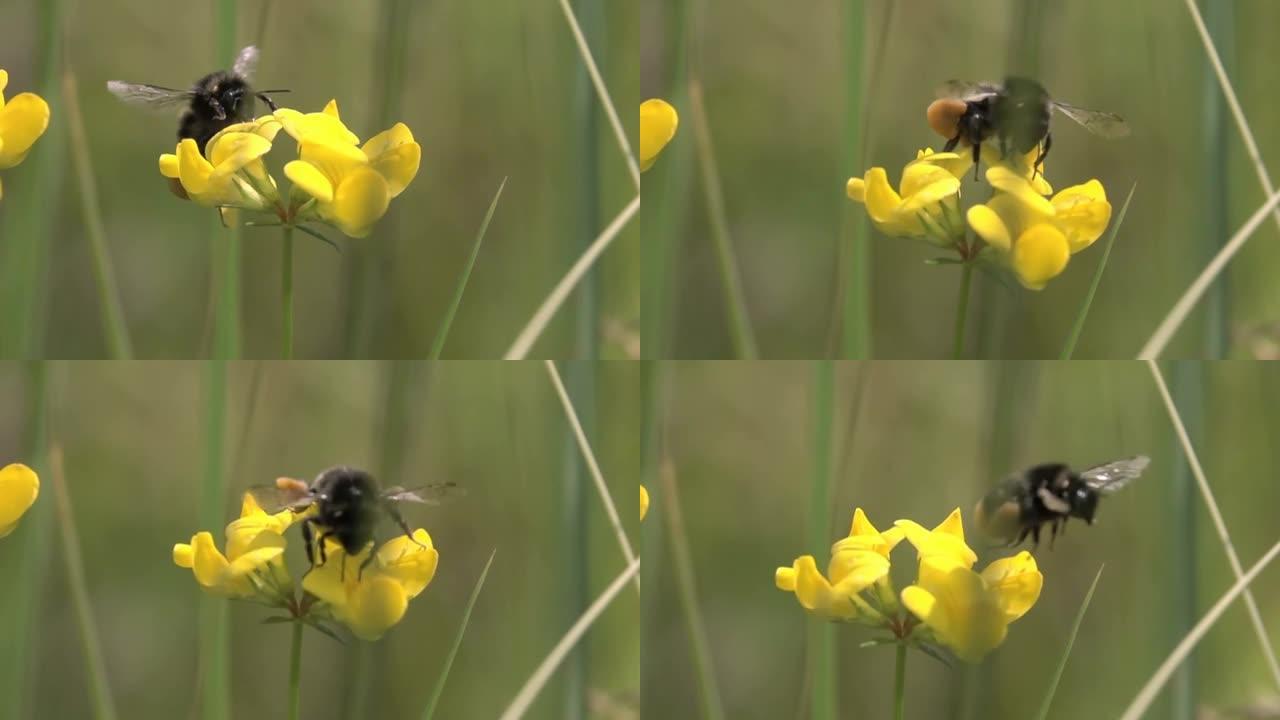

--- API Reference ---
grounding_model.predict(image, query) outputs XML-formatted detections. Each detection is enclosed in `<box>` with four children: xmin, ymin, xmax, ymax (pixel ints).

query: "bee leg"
<box><xmin>382</xmin><ymin>499</ymin><xmax>428</xmax><ymax>549</ymax></box>
<box><xmin>1014</xmin><ymin>527</ymin><xmax>1030</xmax><ymax>546</ymax></box>
<box><xmin>358</xmin><ymin>544</ymin><xmax>378</xmax><ymax>582</ymax></box>
<box><xmin>1031</xmin><ymin>524</ymin><xmax>1042</xmax><ymax>548</ymax></box>
<box><xmin>971</xmin><ymin>140</ymin><xmax>982</xmax><ymax>181</ymax></box>
<box><xmin>256</xmin><ymin>92</ymin><xmax>280</xmax><ymax>112</ymax></box>
<box><xmin>301</xmin><ymin>520</ymin><xmax>316</xmax><ymax>568</ymax></box>
<box><xmin>1033</xmin><ymin>132</ymin><xmax>1051</xmax><ymax>179</ymax></box>
<box><xmin>1049</xmin><ymin>518</ymin><xmax>1060</xmax><ymax>549</ymax></box>
<box><xmin>943</xmin><ymin>135</ymin><xmax>961</xmax><ymax>153</ymax></box>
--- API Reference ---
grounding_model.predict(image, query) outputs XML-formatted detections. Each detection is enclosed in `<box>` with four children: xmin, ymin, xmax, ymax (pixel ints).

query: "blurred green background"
<box><xmin>642</xmin><ymin>0</ymin><xmax>1280</xmax><ymax>359</ymax></box>
<box><xmin>641</xmin><ymin>361</ymin><xmax>1280</xmax><ymax>719</ymax></box>
<box><xmin>0</xmin><ymin>0</ymin><xmax>638</xmax><ymax>359</ymax></box>
<box><xmin>0</xmin><ymin>361</ymin><xmax>639</xmax><ymax>719</ymax></box>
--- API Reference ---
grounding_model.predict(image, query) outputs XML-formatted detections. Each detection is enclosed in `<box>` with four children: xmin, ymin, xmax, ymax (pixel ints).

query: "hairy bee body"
<box><xmin>975</xmin><ymin>463</ymin><xmax>1097</xmax><ymax>547</ymax></box>
<box><xmin>179</xmin><ymin>71</ymin><xmax>258</xmax><ymax>154</ymax></box>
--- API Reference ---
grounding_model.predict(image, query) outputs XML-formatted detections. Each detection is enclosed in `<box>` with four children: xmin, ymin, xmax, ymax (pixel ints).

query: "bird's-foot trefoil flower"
<box><xmin>846</xmin><ymin>149</ymin><xmax>971</xmax><ymax>251</ymax></box>
<box><xmin>0</xmin><ymin>70</ymin><xmax>52</xmax><ymax>201</ymax></box>
<box><xmin>640</xmin><ymin>485</ymin><xmax>649</xmax><ymax>521</ymax></box>
<box><xmin>640</xmin><ymin>99</ymin><xmax>678</xmax><ymax>172</ymax></box>
<box><xmin>776</xmin><ymin>506</ymin><xmax>1042</xmax><ymax>665</ymax></box>
<box><xmin>0</xmin><ymin>463</ymin><xmax>39</xmax><ymax>538</ymax></box>
<box><xmin>173</xmin><ymin>489</ymin><xmax>441</xmax><ymax>642</ymax></box>
<box><xmin>156</xmin><ymin>99</ymin><xmax>421</xmax><ymax>240</ymax></box>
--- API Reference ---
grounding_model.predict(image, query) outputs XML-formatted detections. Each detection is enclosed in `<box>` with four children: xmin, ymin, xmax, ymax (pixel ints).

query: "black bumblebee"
<box><xmin>926</xmin><ymin>77</ymin><xmax>1129</xmax><ymax>179</ymax></box>
<box><xmin>974</xmin><ymin>456</ymin><xmax>1149</xmax><ymax>548</ymax></box>
<box><xmin>107</xmin><ymin>45</ymin><xmax>288</xmax><ymax>155</ymax></box>
<box><xmin>256</xmin><ymin>467</ymin><xmax>456</xmax><ymax>578</ymax></box>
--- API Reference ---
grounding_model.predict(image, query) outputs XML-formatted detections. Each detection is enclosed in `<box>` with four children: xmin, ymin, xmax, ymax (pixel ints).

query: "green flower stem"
<box><xmin>287</xmin><ymin>621</ymin><xmax>304</xmax><ymax>720</ymax></box>
<box><xmin>893</xmin><ymin>642</ymin><xmax>908</xmax><ymax>720</ymax></box>
<box><xmin>952</xmin><ymin>262</ymin><xmax>974</xmax><ymax>359</ymax></box>
<box><xmin>281</xmin><ymin>225</ymin><xmax>294</xmax><ymax>359</ymax></box>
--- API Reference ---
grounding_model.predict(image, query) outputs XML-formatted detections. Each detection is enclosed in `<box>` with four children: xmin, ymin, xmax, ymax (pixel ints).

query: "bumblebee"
<box><xmin>926</xmin><ymin>77</ymin><xmax>1129</xmax><ymax>179</ymax></box>
<box><xmin>258</xmin><ymin>467</ymin><xmax>456</xmax><ymax>578</ymax></box>
<box><xmin>974</xmin><ymin>456</ymin><xmax>1149</xmax><ymax>548</ymax></box>
<box><xmin>107</xmin><ymin>45</ymin><xmax>289</xmax><ymax>155</ymax></box>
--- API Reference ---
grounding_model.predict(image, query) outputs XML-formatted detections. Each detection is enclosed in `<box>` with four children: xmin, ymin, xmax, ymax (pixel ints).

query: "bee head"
<box><xmin>1068</xmin><ymin>483</ymin><xmax>1099</xmax><ymax>524</ymax></box>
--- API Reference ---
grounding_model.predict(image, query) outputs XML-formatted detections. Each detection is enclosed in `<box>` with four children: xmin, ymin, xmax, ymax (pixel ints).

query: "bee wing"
<box><xmin>936</xmin><ymin>79</ymin><xmax>1001</xmax><ymax>101</ymax></box>
<box><xmin>1080</xmin><ymin>455</ymin><xmax>1150</xmax><ymax>494</ymax></box>
<box><xmin>232</xmin><ymin>45</ymin><xmax>260</xmax><ymax>80</ymax></box>
<box><xmin>246</xmin><ymin>478</ymin><xmax>315</xmax><ymax>513</ymax></box>
<box><xmin>106</xmin><ymin>81</ymin><xmax>193</xmax><ymax>109</ymax></box>
<box><xmin>381</xmin><ymin>482</ymin><xmax>463</xmax><ymax>506</ymax></box>
<box><xmin>1050</xmin><ymin>101</ymin><xmax>1131</xmax><ymax>138</ymax></box>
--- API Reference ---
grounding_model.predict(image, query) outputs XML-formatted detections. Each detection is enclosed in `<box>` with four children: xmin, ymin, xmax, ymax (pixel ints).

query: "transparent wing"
<box><xmin>246</xmin><ymin>477</ymin><xmax>315</xmax><ymax>513</ymax></box>
<box><xmin>381</xmin><ymin>481</ymin><xmax>463</xmax><ymax>506</ymax></box>
<box><xmin>936</xmin><ymin>79</ymin><xmax>1001</xmax><ymax>100</ymax></box>
<box><xmin>1051</xmin><ymin>101</ymin><xmax>1130</xmax><ymax>138</ymax></box>
<box><xmin>232</xmin><ymin>45</ymin><xmax>259</xmax><ymax>79</ymax></box>
<box><xmin>106</xmin><ymin>81</ymin><xmax>193</xmax><ymax>109</ymax></box>
<box><xmin>1080</xmin><ymin>455</ymin><xmax>1149</xmax><ymax>494</ymax></box>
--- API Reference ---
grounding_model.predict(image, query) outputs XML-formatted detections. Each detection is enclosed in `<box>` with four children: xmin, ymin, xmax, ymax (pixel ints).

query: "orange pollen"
<box><xmin>927</xmin><ymin>98</ymin><xmax>967</xmax><ymax>140</ymax></box>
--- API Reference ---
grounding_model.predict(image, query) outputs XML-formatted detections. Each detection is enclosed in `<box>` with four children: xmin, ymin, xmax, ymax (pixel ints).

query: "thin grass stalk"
<box><xmin>62</xmin><ymin>69</ymin><xmax>133</xmax><ymax>359</ymax></box>
<box><xmin>1034</xmin><ymin>566</ymin><xmax>1104</xmax><ymax>720</ymax></box>
<box><xmin>1120</xmin><ymin>537</ymin><xmax>1280</xmax><ymax>720</ymax></box>
<box><xmin>213</xmin><ymin>0</ymin><xmax>241</xmax><ymax>361</ymax></box>
<box><xmin>281</xmin><ymin>226</ymin><xmax>294</xmax><ymax>358</ymax></box>
<box><xmin>420</xmin><ymin>550</ymin><xmax>497</xmax><ymax>720</ymax></box>
<box><xmin>498</xmin><ymin>559</ymin><xmax>641</xmax><ymax>720</ymax></box>
<box><xmin>1060</xmin><ymin>185</ymin><xmax>1135</xmax><ymax>359</ymax></box>
<box><xmin>1139</xmin><ymin>187</ymin><xmax>1280</xmax><ymax>358</ymax></box>
<box><xmin>662</xmin><ymin>460</ymin><xmax>725</xmax><ymax>720</ymax></box>
<box><xmin>952</xmin><ymin>263</ymin><xmax>974</xmax><ymax>359</ymax></box>
<box><xmin>429</xmin><ymin>179</ymin><xmax>506</xmax><ymax>359</ymax></box>
<box><xmin>892</xmin><ymin>643</ymin><xmax>907</xmax><ymax>720</ymax></box>
<box><xmin>1200</xmin><ymin>1</ymin><xmax>1231</xmax><ymax>358</ymax></box>
<box><xmin>0</xmin><ymin>0</ymin><xmax>66</xmax><ymax>357</ymax></box>
<box><xmin>572</xmin><ymin>0</ymin><xmax>603</xmax><ymax>364</ymax></box>
<box><xmin>0</xmin><ymin>364</ymin><xmax>50</xmax><ymax>720</ymax></box>
<box><xmin>839</xmin><ymin>0</ymin><xmax>869</xmax><ymax>359</ymax></box>
<box><xmin>639</xmin><ymin>362</ymin><xmax>669</xmax><ymax>710</ymax></box>
<box><xmin>808</xmin><ymin>361</ymin><xmax>835</xmax><ymax>720</ymax></box>
<box><xmin>199</xmin><ymin>360</ymin><xmax>230</xmax><ymax>720</ymax></box>
<box><xmin>286</xmin><ymin>621</ymin><xmax>303</xmax><ymax>720</ymax></box>
<box><xmin>559</xmin><ymin>360</ymin><xmax>591</xmax><ymax>720</ymax></box>
<box><xmin>49</xmin><ymin>448</ymin><xmax>118</xmax><ymax>720</ymax></box>
<box><xmin>1147</xmin><ymin>360</ymin><xmax>1280</xmax><ymax>689</ymax></box>
<box><xmin>687</xmin><ymin>78</ymin><xmax>757</xmax><ymax>358</ymax></box>
<box><xmin>505</xmin><ymin>196</ymin><xmax>639</xmax><ymax>359</ymax></box>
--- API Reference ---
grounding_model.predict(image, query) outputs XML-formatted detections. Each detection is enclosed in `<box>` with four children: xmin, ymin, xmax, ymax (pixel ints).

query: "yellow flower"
<box><xmin>0</xmin><ymin>463</ymin><xmax>39</xmax><ymax>538</ymax></box>
<box><xmin>640</xmin><ymin>99</ymin><xmax>678</xmax><ymax>172</ymax></box>
<box><xmin>0</xmin><ymin>69</ymin><xmax>52</xmax><ymax>201</ymax></box>
<box><xmin>900</xmin><ymin>550</ymin><xmax>1042</xmax><ymax>662</ymax></box>
<box><xmin>173</xmin><ymin>492</ymin><xmax>298</xmax><ymax>600</ymax></box>
<box><xmin>302</xmin><ymin>529</ymin><xmax>439</xmax><ymax>640</ymax></box>
<box><xmin>966</xmin><ymin>166</ymin><xmax>1111</xmax><ymax>289</ymax></box>
<box><xmin>640</xmin><ymin>485</ymin><xmax>649</xmax><ymax>521</ymax></box>
<box><xmin>846</xmin><ymin>151</ymin><xmax>967</xmax><ymax>245</ymax></box>
<box><xmin>159</xmin><ymin>116</ymin><xmax>283</xmax><ymax>211</ymax></box>
<box><xmin>282</xmin><ymin>100</ymin><xmax>421</xmax><ymax>238</ymax></box>
<box><xmin>775</xmin><ymin>508</ymin><xmax>903</xmax><ymax>622</ymax></box>
<box><xmin>894</xmin><ymin>507</ymin><xmax>979</xmax><ymax>569</ymax></box>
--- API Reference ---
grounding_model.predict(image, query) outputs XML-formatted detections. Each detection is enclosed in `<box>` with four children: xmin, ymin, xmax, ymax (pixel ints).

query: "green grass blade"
<box><xmin>1034</xmin><ymin>565</ymin><xmax>1104</xmax><ymax>720</ymax></box>
<box><xmin>62</xmin><ymin>69</ymin><xmax>133</xmax><ymax>359</ymax></box>
<box><xmin>1059</xmin><ymin>183</ymin><xmax>1136</xmax><ymax>359</ymax></box>
<box><xmin>49</xmin><ymin>449</ymin><xmax>118</xmax><ymax>720</ymax></box>
<box><xmin>838</xmin><ymin>0</ymin><xmax>869</xmax><ymax>359</ymax></box>
<box><xmin>212</xmin><ymin>0</ymin><xmax>241</xmax><ymax>361</ymax></box>
<box><xmin>419</xmin><ymin>549</ymin><xmax>497</xmax><ymax>720</ymax></box>
<box><xmin>429</xmin><ymin>178</ymin><xmax>506</xmax><ymax>359</ymax></box>
<box><xmin>199</xmin><ymin>360</ymin><xmax>230</xmax><ymax>720</ymax></box>
<box><xmin>808</xmin><ymin>361</ymin><xmax>835</xmax><ymax>720</ymax></box>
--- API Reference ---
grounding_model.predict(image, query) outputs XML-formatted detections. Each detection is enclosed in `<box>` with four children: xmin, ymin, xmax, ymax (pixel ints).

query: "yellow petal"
<box><xmin>826</xmin><ymin>546</ymin><xmax>890</xmax><ymax>589</ymax></box>
<box><xmin>284</xmin><ymin>160</ymin><xmax>335</xmax><ymax>203</ymax></box>
<box><xmin>0</xmin><ymin>69</ymin><xmax>8</xmax><ymax>105</ymax></box>
<box><xmin>207</xmin><ymin>132</ymin><xmax>272</xmax><ymax>178</ymax></box>
<box><xmin>775</xmin><ymin>565</ymin><xmax>797</xmax><ymax>591</ymax></box>
<box><xmin>189</xmin><ymin>531</ymin><xmax>231</xmax><ymax>589</ymax></box>
<box><xmin>323</xmin><ymin>99</ymin><xmax>341</xmax><ymax>118</ymax></box>
<box><xmin>0</xmin><ymin>93</ymin><xmax>51</xmax><ymax>169</ymax></box>
<box><xmin>980</xmin><ymin>551</ymin><xmax>1043</xmax><ymax>623</ymax></box>
<box><xmin>967</xmin><ymin>205</ymin><xmax>1011</xmax><ymax>252</ymax></box>
<box><xmin>1012</xmin><ymin>224</ymin><xmax>1070</xmax><ymax>290</ymax></box>
<box><xmin>900</xmin><ymin>163</ymin><xmax>959</xmax><ymax>202</ymax></box>
<box><xmin>375</xmin><ymin>529</ymin><xmax>439</xmax><ymax>600</ymax></box>
<box><xmin>299</xmin><ymin>139</ymin><xmax>369</xmax><ymax>189</ymax></box>
<box><xmin>911</xmin><ymin>148</ymin><xmax>973</xmax><ymax>179</ymax></box>
<box><xmin>346</xmin><ymin>575</ymin><xmax>409</xmax><ymax>641</ymax></box>
<box><xmin>902</xmin><ymin>564</ymin><xmax>1008</xmax><ymax>663</ymax></box>
<box><xmin>367</xmin><ymin>141</ymin><xmax>420</xmax><ymax>198</ymax></box>
<box><xmin>640</xmin><ymin>485</ymin><xmax>649</xmax><ymax>521</ymax></box>
<box><xmin>300</xmin><ymin>545</ymin><xmax>352</xmax><ymax>608</ymax></box>
<box><xmin>846</xmin><ymin>177</ymin><xmax>866</xmax><ymax>203</ymax></box>
<box><xmin>862</xmin><ymin>167</ymin><xmax>904</xmax><ymax>225</ymax></box>
<box><xmin>895</xmin><ymin>509</ymin><xmax>977</xmax><ymax>568</ymax></box>
<box><xmin>0</xmin><ymin>463</ymin><xmax>39</xmax><ymax>538</ymax></box>
<box><xmin>361</xmin><ymin>122</ymin><xmax>415</xmax><ymax>160</ymax></box>
<box><xmin>276</xmin><ymin>106</ymin><xmax>360</xmax><ymax>146</ymax></box>
<box><xmin>173</xmin><ymin>543</ymin><xmax>194</xmax><ymax>568</ymax></box>
<box><xmin>1051</xmin><ymin>180</ymin><xmax>1111</xmax><ymax>253</ymax></box>
<box><xmin>327</xmin><ymin>167</ymin><xmax>391</xmax><ymax>238</ymax></box>
<box><xmin>639</xmin><ymin>98</ymin><xmax>678</xmax><ymax>172</ymax></box>
<box><xmin>986</xmin><ymin>166</ymin><xmax>1054</xmax><ymax>216</ymax></box>
<box><xmin>158</xmin><ymin>153</ymin><xmax>179</xmax><ymax>179</ymax></box>
<box><xmin>176</xmin><ymin>138</ymin><xmax>215</xmax><ymax>196</ymax></box>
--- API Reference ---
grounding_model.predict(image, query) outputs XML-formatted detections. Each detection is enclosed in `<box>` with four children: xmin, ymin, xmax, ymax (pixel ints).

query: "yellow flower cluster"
<box><xmin>0</xmin><ymin>463</ymin><xmax>39</xmax><ymax>538</ymax></box>
<box><xmin>173</xmin><ymin>491</ymin><xmax>438</xmax><ymax>641</ymax></box>
<box><xmin>640</xmin><ymin>99</ymin><xmax>678</xmax><ymax>172</ymax></box>
<box><xmin>846</xmin><ymin>145</ymin><xmax>1111</xmax><ymax>290</ymax></box>
<box><xmin>776</xmin><ymin>507</ymin><xmax>1042</xmax><ymax>663</ymax></box>
<box><xmin>0</xmin><ymin>70</ymin><xmax>51</xmax><ymax>201</ymax></box>
<box><xmin>159</xmin><ymin>100</ymin><xmax>421</xmax><ymax>238</ymax></box>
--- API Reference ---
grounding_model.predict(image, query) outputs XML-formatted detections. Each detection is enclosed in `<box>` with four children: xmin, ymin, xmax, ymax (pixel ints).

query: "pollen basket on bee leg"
<box><xmin>927</xmin><ymin>99</ymin><xmax>968</xmax><ymax>140</ymax></box>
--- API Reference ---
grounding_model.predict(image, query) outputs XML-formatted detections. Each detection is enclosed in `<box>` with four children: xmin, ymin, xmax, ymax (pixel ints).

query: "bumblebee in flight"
<box><xmin>926</xmin><ymin>76</ymin><xmax>1130</xmax><ymax>179</ymax></box>
<box><xmin>974</xmin><ymin>455</ymin><xmax>1149</xmax><ymax>548</ymax></box>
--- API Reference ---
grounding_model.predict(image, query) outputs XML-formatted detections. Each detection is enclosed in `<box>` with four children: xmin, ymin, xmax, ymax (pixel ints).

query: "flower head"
<box><xmin>0</xmin><ymin>70</ymin><xmax>52</xmax><ymax>200</ymax></box>
<box><xmin>302</xmin><ymin>529</ymin><xmax>439</xmax><ymax>640</ymax></box>
<box><xmin>640</xmin><ymin>99</ymin><xmax>678</xmax><ymax>172</ymax></box>
<box><xmin>160</xmin><ymin>116</ymin><xmax>283</xmax><ymax>211</ymax></box>
<box><xmin>172</xmin><ymin>492</ymin><xmax>298</xmax><ymax>601</ymax></box>
<box><xmin>966</xmin><ymin>166</ymin><xmax>1111</xmax><ymax>289</ymax></box>
<box><xmin>0</xmin><ymin>463</ymin><xmax>39</xmax><ymax>538</ymax></box>
<box><xmin>846</xmin><ymin>150</ymin><xmax>968</xmax><ymax>246</ymax></box>
<box><xmin>775</xmin><ymin>508</ymin><xmax>903</xmax><ymax>623</ymax></box>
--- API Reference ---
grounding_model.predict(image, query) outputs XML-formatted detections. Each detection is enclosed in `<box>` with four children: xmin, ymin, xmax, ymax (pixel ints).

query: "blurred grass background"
<box><xmin>0</xmin><ymin>0</ymin><xmax>638</xmax><ymax>359</ymax></box>
<box><xmin>0</xmin><ymin>361</ymin><xmax>638</xmax><ymax>719</ymax></box>
<box><xmin>642</xmin><ymin>361</ymin><xmax>1280</xmax><ymax>719</ymax></box>
<box><xmin>641</xmin><ymin>0</ymin><xmax>1280</xmax><ymax>359</ymax></box>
